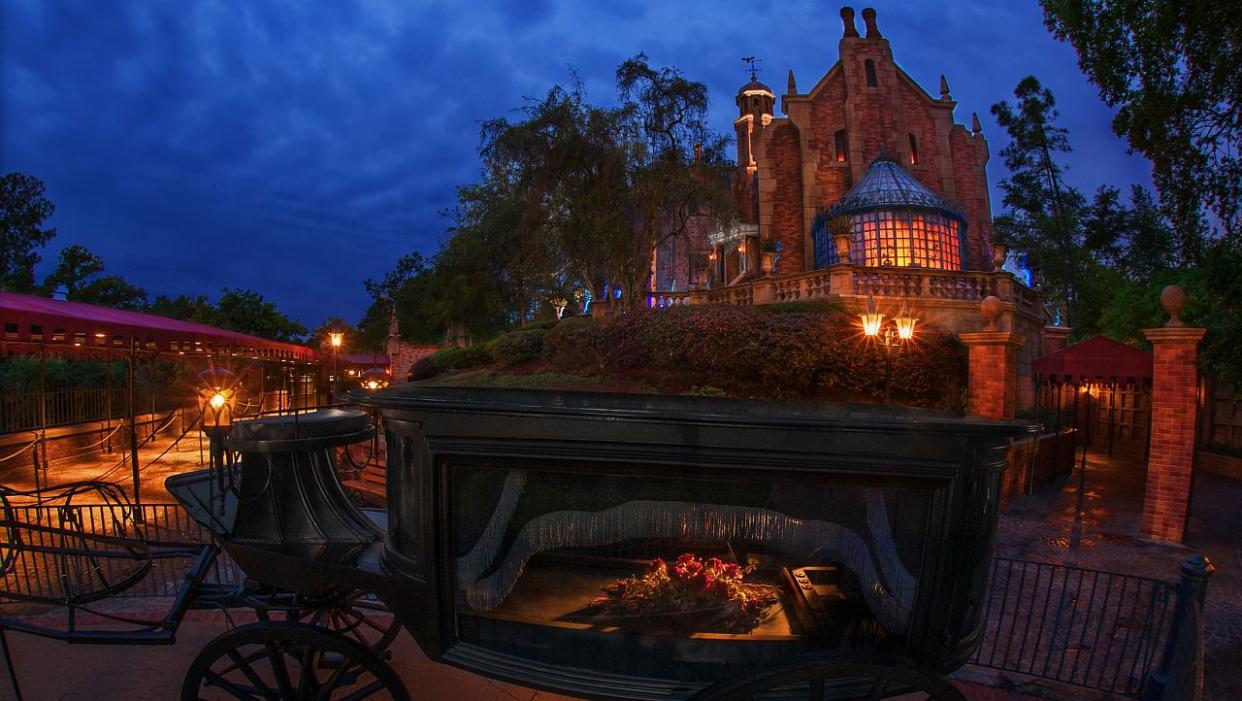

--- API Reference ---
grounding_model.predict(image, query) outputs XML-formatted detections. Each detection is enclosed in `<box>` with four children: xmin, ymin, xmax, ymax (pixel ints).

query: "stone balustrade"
<box><xmin>648</xmin><ymin>264</ymin><xmax>1040</xmax><ymax>317</ymax></box>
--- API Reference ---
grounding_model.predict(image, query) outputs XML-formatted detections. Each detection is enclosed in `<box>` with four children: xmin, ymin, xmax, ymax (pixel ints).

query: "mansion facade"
<box><xmin>653</xmin><ymin>6</ymin><xmax>996</xmax><ymax>292</ymax></box>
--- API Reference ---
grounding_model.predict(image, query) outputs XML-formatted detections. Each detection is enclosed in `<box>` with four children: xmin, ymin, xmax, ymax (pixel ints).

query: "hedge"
<box><xmin>426</xmin><ymin>343</ymin><xmax>494</xmax><ymax>375</ymax></box>
<box><xmin>492</xmin><ymin>328</ymin><xmax>548</xmax><ymax>366</ymax></box>
<box><xmin>542</xmin><ymin>305</ymin><xmax>966</xmax><ymax>410</ymax></box>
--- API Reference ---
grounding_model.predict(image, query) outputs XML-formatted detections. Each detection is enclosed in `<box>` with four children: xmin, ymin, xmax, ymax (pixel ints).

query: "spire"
<box><xmin>971</xmin><ymin>112</ymin><xmax>983</xmax><ymax>135</ymax></box>
<box><xmin>840</xmin><ymin>7</ymin><xmax>859</xmax><ymax>38</ymax></box>
<box><xmin>939</xmin><ymin>74</ymin><xmax>952</xmax><ymax>100</ymax></box>
<box><xmin>787</xmin><ymin>69</ymin><xmax>797</xmax><ymax>94</ymax></box>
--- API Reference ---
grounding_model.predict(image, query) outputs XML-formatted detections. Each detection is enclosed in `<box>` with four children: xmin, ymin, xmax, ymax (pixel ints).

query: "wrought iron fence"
<box><xmin>0</xmin><ymin>389</ymin><xmax>183</xmax><ymax>435</ymax></box>
<box><xmin>0</xmin><ymin>503</ymin><xmax>241</xmax><ymax>601</ymax></box>
<box><xmin>970</xmin><ymin>556</ymin><xmax>1177</xmax><ymax>698</ymax></box>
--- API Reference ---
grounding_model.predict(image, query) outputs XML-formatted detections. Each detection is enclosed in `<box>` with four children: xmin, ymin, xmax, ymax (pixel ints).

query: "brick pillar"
<box><xmin>1042</xmin><ymin>325</ymin><xmax>1071</xmax><ymax>355</ymax></box>
<box><xmin>961</xmin><ymin>331</ymin><xmax>1026</xmax><ymax>420</ymax></box>
<box><xmin>1141</xmin><ymin>324</ymin><xmax>1206</xmax><ymax>543</ymax></box>
<box><xmin>960</xmin><ymin>296</ymin><xmax>1026</xmax><ymax>420</ymax></box>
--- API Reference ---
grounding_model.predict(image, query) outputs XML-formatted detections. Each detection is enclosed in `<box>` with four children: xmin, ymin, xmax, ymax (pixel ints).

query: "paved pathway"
<box><xmin>992</xmin><ymin>449</ymin><xmax>1242</xmax><ymax>700</ymax></box>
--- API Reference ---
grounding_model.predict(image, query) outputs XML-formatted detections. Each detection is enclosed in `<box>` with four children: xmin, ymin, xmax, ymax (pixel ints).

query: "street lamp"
<box><xmin>328</xmin><ymin>331</ymin><xmax>344</xmax><ymax>400</ymax></box>
<box><xmin>196</xmin><ymin>367</ymin><xmax>239</xmax><ymax>491</ymax></box>
<box><xmin>361</xmin><ymin>367</ymin><xmax>390</xmax><ymax>392</ymax></box>
<box><xmin>860</xmin><ymin>297</ymin><xmax>918</xmax><ymax>404</ymax></box>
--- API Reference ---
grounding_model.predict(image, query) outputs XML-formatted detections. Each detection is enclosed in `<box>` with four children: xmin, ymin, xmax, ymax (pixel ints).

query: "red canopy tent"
<box><xmin>1032</xmin><ymin>335</ymin><xmax>1152</xmax><ymax>382</ymax></box>
<box><xmin>0</xmin><ymin>292</ymin><xmax>316</xmax><ymax>362</ymax></box>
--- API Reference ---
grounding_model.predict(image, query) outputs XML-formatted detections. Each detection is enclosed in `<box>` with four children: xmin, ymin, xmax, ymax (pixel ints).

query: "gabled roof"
<box><xmin>1032</xmin><ymin>335</ymin><xmax>1153</xmax><ymax>381</ymax></box>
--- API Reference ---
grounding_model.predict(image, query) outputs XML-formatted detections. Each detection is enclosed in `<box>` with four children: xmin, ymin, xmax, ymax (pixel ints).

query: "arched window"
<box><xmin>864</xmin><ymin>59</ymin><xmax>877</xmax><ymax>87</ymax></box>
<box><xmin>908</xmin><ymin>133</ymin><xmax>919</xmax><ymax>166</ymax></box>
<box><xmin>835</xmin><ymin>129</ymin><xmax>849</xmax><ymax>162</ymax></box>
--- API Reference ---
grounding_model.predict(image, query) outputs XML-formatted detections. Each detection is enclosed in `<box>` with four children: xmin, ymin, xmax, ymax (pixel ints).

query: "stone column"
<box><xmin>960</xmin><ymin>296</ymin><xmax>1025</xmax><ymax>420</ymax></box>
<box><xmin>1140</xmin><ymin>286</ymin><xmax>1205</xmax><ymax>543</ymax></box>
<box><xmin>1042</xmin><ymin>325</ymin><xmax>1071</xmax><ymax>355</ymax></box>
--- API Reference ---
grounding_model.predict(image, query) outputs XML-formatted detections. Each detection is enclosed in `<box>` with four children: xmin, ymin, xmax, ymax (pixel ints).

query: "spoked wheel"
<box><xmin>289</xmin><ymin>593</ymin><xmax>401</xmax><ymax>658</ymax></box>
<box><xmin>182</xmin><ymin>621</ymin><xmax>409</xmax><ymax>701</ymax></box>
<box><xmin>688</xmin><ymin>658</ymin><xmax>966</xmax><ymax>701</ymax></box>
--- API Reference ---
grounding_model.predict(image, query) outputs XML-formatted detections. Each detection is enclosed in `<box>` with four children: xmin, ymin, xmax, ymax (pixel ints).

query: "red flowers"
<box><xmin>591</xmin><ymin>552</ymin><xmax>780</xmax><ymax>632</ymax></box>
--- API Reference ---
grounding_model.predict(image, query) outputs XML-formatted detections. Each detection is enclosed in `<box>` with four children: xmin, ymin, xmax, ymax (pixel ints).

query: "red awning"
<box><xmin>338</xmin><ymin>353</ymin><xmax>389</xmax><ymax>367</ymax></box>
<box><xmin>0</xmin><ymin>292</ymin><xmax>316</xmax><ymax>362</ymax></box>
<box><xmin>1032</xmin><ymin>335</ymin><xmax>1152</xmax><ymax>381</ymax></box>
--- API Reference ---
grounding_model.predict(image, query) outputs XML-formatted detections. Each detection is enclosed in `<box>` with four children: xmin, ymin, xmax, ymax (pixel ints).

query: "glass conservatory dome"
<box><xmin>812</xmin><ymin>152</ymin><xmax>967</xmax><ymax>270</ymax></box>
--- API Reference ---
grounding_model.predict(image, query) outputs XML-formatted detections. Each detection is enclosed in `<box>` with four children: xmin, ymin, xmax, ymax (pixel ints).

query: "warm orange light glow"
<box><xmin>366</xmin><ymin>380</ymin><xmax>380</xmax><ymax>390</ymax></box>
<box><xmin>894</xmin><ymin>302</ymin><xmax>917</xmax><ymax>340</ymax></box>
<box><xmin>209</xmin><ymin>392</ymin><xmax>227</xmax><ymax>409</ymax></box>
<box><xmin>860</xmin><ymin>297</ymin><xmax>884</xmax><ymax>337</ymax></box>
<box><xmin>329</xmin><ymin>332</ymin><xmax>344</xmax><ymax>349</ymax></box>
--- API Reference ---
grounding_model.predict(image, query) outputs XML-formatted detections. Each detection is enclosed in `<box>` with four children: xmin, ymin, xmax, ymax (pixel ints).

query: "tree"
<box><xmin>149</xmin><ymin>294</ymin><xmax>217</xmax><ymax>324</ymax></box>
<box><xmin>0</xmin><ymin>172</ymin><xmax>57</xmax><ymax>293</ymax></box>
<box><xmin>1042</xmin><ymin>0</ymin><xmax>1240</xmax><ymax>242</ymax></box>
<box><xmin>212</xmin><ymin>289</ymin><xmax>308</xmax><ymax>342</ymax></box>
<box><xmin>991</xmin><ymin>76</ymin><xmax>1089</xmax><ymax>325</ymax></box>
<box><xmin>74</xmin><ymin>275</ymin><xmax>148</xmax><ymax>311</ymax></box>
<box><xmin>42</xmin><ymin>244</ymin><xmax>104</xmax><ymax>297</ymax></box>
<box><xmin>310</xmin><ymin>316</ymin><xmax>360</xmax><ymax>352</ymax></box>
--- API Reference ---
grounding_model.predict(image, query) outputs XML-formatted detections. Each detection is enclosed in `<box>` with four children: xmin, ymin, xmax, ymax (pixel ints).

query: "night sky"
<box><xmin>1</xmin><ymin>1</ymin><xmax>1153</xmax><ymax>329</ymax></box>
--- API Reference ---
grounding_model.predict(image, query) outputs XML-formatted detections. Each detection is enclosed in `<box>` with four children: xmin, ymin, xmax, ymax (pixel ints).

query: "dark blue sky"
<box><xmin>1</xmin><ymin>1</ymin><xmax>1152</xmax><ymax>328</ymax></box>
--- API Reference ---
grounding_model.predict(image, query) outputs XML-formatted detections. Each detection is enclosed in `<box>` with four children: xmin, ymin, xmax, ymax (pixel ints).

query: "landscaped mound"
<box><xmin>420</xmin><ymin>303</ymin><xmax>968</xmax><ymax>411</ymax></box>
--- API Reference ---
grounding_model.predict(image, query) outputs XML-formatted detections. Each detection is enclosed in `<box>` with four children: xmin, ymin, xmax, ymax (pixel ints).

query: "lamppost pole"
<box><xmin>329</xmin><ymin>331</ymin><xmax>344</xmax><ymax>404</ymax></box>
<box><xmin>861</xmin><ymin>298</ymin><xmax>917</xmax><ymax>405</ymax></box>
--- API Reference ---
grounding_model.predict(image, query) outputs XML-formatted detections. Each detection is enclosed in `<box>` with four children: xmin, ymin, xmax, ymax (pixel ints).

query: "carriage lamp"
<box><xmin>361</xmin><ymin>368</ymin><xmax>390</xmax><ymax>391</ymax></box>
<box><xmin>860</xmin><ymin>298</ymin><xmax>918</xmax><ymax>404</ymax></box>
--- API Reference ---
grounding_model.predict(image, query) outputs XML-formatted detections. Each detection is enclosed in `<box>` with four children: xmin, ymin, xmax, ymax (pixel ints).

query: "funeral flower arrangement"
<box><xmin>590</xmin><ymin>553</ymin><xmax>779</xmax><ymax>631</ymax></box>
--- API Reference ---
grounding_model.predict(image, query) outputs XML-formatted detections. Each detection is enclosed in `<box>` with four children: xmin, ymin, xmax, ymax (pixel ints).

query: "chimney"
<box><xmin>939</xmin><ymin>75</ymin><xmax>952</xmax><ymax>100</ymax></box>
<box><xmin>840</xmin><ymin>7</ymin><xmax>859</xmax><ymax>37</ymax></box>
<box><xmin>861</xmin><ymin>7</ymin><xmax>881</xmax><ymax>38</ymax></box>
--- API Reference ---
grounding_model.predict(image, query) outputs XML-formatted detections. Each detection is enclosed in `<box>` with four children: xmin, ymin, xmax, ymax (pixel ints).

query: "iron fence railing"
<box><xmin>0</xmin><ymin>389</ymin><xmax>184</xmax><ymax>435</ymax></box>
<box><xmin>0</xmin><ymin>503</ymin><xmax>1205</xmax><ymax>700</ymax></box>
<box><xmin>970</xmin><ymin>556</ymin><xmax>1177</xmax><ymax>698</ymax></box>
<box><xmin>0</xmin><ymin>503</ymin><xmax>241</xmax><ymax>601</ymax></box>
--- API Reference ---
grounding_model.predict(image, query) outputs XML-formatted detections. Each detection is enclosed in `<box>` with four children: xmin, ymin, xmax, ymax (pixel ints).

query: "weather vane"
<box><xmin>741</xmin><ymin>56</ymin><xmax>762</xmax><ymax>81</ymax></box>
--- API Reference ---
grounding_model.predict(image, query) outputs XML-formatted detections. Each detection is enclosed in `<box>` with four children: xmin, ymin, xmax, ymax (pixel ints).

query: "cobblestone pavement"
<box><xmin>991</xmin><ymin>449</ymin><xmax>1242</xmax><ymax>700</ymax></box>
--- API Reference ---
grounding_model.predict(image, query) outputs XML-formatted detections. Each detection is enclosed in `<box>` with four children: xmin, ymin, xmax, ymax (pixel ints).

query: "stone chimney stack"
<box><xmin>840</xmin><ymin>7</ymin><xmax>859</xmax><ymax>37</ymax></box>
<box><xmin>861</xmin><ymin>7</ymin><xmax>881</xmax><ymax>38</ymax></box>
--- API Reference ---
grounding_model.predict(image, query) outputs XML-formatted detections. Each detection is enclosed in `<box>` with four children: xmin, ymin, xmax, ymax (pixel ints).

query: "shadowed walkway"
<box><xmin>992</xmin><ymin>449</ymin><xmax>1242</xmax><ymax>700</ymax></box>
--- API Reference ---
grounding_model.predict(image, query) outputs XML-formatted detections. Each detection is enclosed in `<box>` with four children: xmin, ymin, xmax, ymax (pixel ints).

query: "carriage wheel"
<box><xmin>289</xmin><ymin>593</ymin><xmax>402</xmax><ymax>658</ymax></box>
<box><xmin>182</xmin><ymin>621</ymin><xmax>409</xmax><ymax>701</ymax></box>
<box><xmin>688</xmin><ymin>658</ymin><xmax>966</xmax><ymax>701</ymax></box>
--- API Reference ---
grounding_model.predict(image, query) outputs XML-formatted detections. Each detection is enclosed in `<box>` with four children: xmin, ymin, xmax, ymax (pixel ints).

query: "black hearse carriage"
<box><xmin>0</xmin><ymin>389</ymin><xmax>1034</xmax><ymax>700</ymax></box>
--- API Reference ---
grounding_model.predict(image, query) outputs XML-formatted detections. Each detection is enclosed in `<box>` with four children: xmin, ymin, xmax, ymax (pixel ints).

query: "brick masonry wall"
<box><xmin>962</xmin><ymin>332</ymin><xmax>1024</xmax><ymax>420</ymax></box>
<box><xmin>1140</xmin><ymin>327</ymin><xmax>1206</xmax><ymax>542</ymax></box>
<box><xmin>386</xmin><ymin>341</ymin><xmax>441</xmax><ymax>383</ymax></box>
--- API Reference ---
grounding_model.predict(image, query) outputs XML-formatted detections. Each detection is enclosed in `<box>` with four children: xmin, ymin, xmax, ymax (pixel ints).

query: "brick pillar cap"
<box><xmin>1142</xmin><ymin>327</ymin><xmax>1206</xmax><ymax>344</ymax></box>
<box><xmin>959</xmin><ymin>331</ymin><xmax>1025</xmax><ymax>348</ymax></box>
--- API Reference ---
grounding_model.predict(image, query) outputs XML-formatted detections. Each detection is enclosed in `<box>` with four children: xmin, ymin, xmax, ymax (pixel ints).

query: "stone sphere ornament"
<box><xmin>1160</xmin><ymin>285</ymin><xmax>1187</xmax><ymax>327</ymax></box>
<box><xmin>980</xmin><ymin>295</ymin><xmax>1004</xmax><ymax>331</ymax></box>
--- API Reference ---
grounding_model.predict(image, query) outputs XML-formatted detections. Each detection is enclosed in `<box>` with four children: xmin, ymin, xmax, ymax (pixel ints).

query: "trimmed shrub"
<box><xmin>492</xmin><ymin>328</ymin><xmax>548</xmax><ymax>366</ymax></box>
<box><xmin>427</xmin><ymin>344</ymin><xmax>493</xmax><ymax>375</ymax></box>
<box><xmin>409</xmin><ymin>357</ymin><xmax>435</xmax><ymax>380</ymax></box>
<box><xmin>592</xmin><ymin>304</ymin><xmax>966</xmax><ymax>410</ymax></box>
<box><xmin>542</xmin><ymin>317</ymin><xmax>606</xmax><ymax>372</ymax></box>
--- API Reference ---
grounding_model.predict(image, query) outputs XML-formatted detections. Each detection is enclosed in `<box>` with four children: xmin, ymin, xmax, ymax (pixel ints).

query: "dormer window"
<box><xmin>835</xmin><ymin>130</ymin><xmax>849</xmax><ymax>162</ymax></box>
<box><xmin>864</xmin><ymin>60</ymin><xmax>877</xmax><ymax>87</ymax></box>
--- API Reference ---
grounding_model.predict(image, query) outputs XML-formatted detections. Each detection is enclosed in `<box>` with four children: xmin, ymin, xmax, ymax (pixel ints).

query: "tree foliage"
<box><xmin>1042</xmin><ymin>0</ymin><xmax>1241</xmax><ymax>240</ymax></box>
<box><xmin>41</xmin><ymin>244</ymin><xmax>148</xmax><ymax>310</ymax></box>
<box><xmin>150</xmin><ymin>289</ymin><xmax>307</xmax><ymax>343</ymax></box>
<box><xmin>0</xmin><ymin>172</ymin><xmax>57</xmax><ymax>293</ymax></box>
<box><xmin>368</xmin><ymin>56</ymin><xmax>736</xmax><ymax>345</ymax></box>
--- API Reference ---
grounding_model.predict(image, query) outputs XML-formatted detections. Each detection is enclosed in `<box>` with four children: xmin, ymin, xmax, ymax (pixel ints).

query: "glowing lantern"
<box><xmin>361</xmin><ymin>368</ymin><xmax>390</xmax><ymax>391</ymax></box>
<box><xmin>860</xmin><ymin>297</ymin><xmax>884</xmax><ymax>338</ymax></box>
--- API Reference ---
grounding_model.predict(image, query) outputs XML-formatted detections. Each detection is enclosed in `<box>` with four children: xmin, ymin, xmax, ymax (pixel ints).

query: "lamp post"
<box><xmin>196</xmin><ymin>367</ymin><xmax>239</xmax><ymax>500</ymax></box>
<box><xmin>860</xmin><ymin>297</ymin><xmax>918</xmax><ymax>404</ymax></box>
<box><xmin>329</xmin><ymin>331</ymin><xmax>344</xmax><ymax>402</ymax></box>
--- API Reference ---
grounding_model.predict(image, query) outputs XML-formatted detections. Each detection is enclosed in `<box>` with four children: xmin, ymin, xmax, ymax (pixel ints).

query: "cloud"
<box><xmin>0</xmin><ymin>0</ymin><xmax>1151</xmax><ymax>325</ymax></box>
